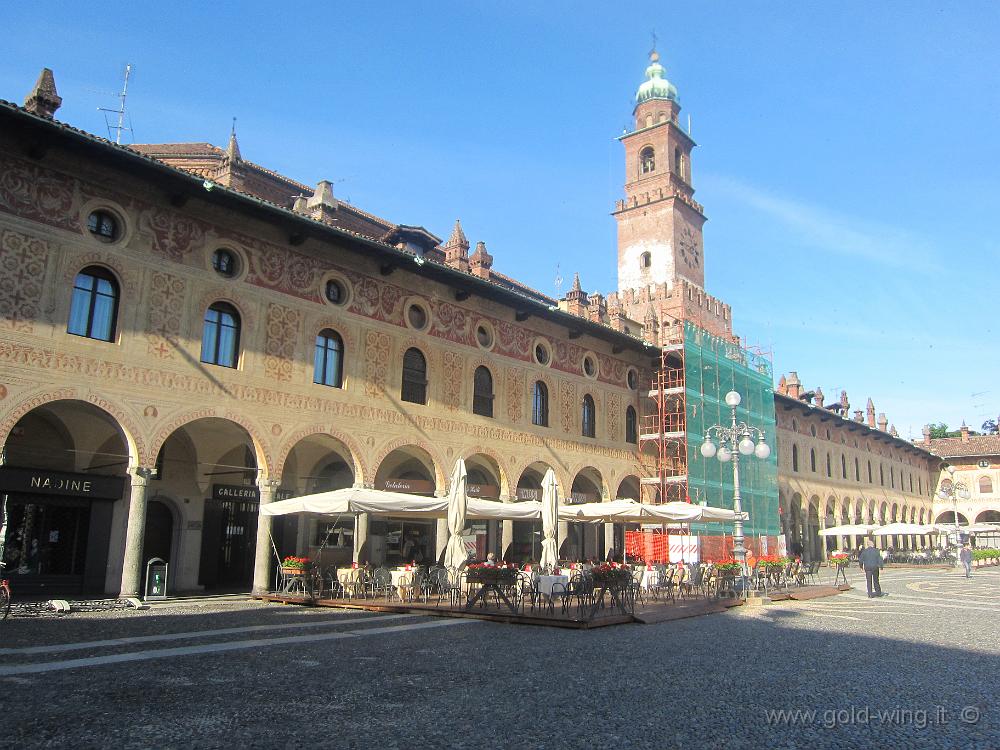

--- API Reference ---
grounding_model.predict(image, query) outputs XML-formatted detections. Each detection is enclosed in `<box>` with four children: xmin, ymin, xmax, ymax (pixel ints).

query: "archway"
<box><xmin>823</xmin><ymin>496</ymin><xmax>837</xmax><ymax>553</ymax></box>
<box><xmin>465</xmin><ymin>452</ymin><xmax>504</xmax><ymax>560</ymax></box>
<box><xmin>1</xmin><ymin>400</ymin><xmax>130</xmax><ymax>594</ymax></box>
<box><xmin>616</xmin><ymin>475</ymin><xmax>641</xmax><ymax>501</ymax></box>
<box><xmin>373</xmin><ymin>445</ymin><xmax>438</xmax><ymax>566</ymax></box>
<box><xmin>142</xmin><ymin>498</ymin><xmax>176</xmax><ymax>580</ymax></box>
<box><xmin>278</xmin><ymin>433</ymin><xmax>358</xmax><ymax>568</ymax></box>
<box><xmin>935</xmin><ymin>511</ymin><xmax>969</xmax><ymax>525</ymax></box>
<box><xmin>509</xmin><ymin>461</ymin><xmax>555</xmax><ymax>563</ymax></box>
<box><xmin>786</xmin><ymin>492</ymin><xmax>804</xmax><ymax>558</ymax></box>
<box><xmin>155</xmin><ymin>417</ymin><xmax>258</xmax><ymax>590</ymax></box>
<box><xmin>805</xmin><ymin>496</ymin><xmax>822</xmax><ymax>561</ymax></box>
<box><xmin>565</xmin><ymin>467</ymin><xmax>604</xmax><ymax>561</ymax></box>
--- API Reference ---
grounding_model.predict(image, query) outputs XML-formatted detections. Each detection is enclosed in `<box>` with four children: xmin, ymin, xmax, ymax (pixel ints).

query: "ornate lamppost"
<box><xmin>699</xmin><ymin>391</ymin><xmax>771</xmax><ymax>578</ymax></box>
<box><xmin>936</xmin><ymin>465</ymin><xmax>970</xmax><ymax>549</ymax></box>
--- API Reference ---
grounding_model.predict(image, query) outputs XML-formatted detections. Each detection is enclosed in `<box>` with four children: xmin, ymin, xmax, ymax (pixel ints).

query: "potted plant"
<box><xmin>591</xmin><ymin>562</ymin><xmax>632</xmax><ymax>584</ymax></box>
<box><xmin>281</xmin><ymin>556</ymin><xmax>311</xmax><ymax>576</ymax></box>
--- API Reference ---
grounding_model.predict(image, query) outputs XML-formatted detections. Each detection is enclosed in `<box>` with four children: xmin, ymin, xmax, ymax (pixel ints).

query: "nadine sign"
<box><xmin>0</xmin><ymin>466</ymin><xmax>125</xmax><ymax>500</ymax></box>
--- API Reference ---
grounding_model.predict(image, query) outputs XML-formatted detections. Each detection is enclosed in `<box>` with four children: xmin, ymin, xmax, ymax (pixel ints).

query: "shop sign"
<box><xmin>378</xmin><ymin>478</ymin><xmax>435</xmax><ymax>494</ymax></box>
<box><xmin>515</xmin><ymin>487</ymin><xmax>540</xmax><ymax>501</ymax></box>
<box><xmin>0</xmin><ymin>466</ymin><xmax>125</xmax><ymax>500</ymax></box>
<box><xmin>467</xmin><ymin>483</ymin><xmax>499</xmax><ymax>499</ymax></box>
<box><xmin>211</xmin><ymin>484</ymin><xmax>296</xmax><ymax>502</ymax></box>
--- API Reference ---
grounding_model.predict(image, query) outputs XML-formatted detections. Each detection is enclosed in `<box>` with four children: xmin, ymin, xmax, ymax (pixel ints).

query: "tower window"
<box><xmin>639</xmin><ymin>252</ymin><xmax>651</xmax><ymax>269</ymax></box>
<box><xmin>674</xmin><ymin>148</ymin><xmax>682</xmax><ymax>177</ymax></box>
<box><xmin>640</xmin><ymin>147</ymin><xmax>655</xmax><ymax>174</ymax></box>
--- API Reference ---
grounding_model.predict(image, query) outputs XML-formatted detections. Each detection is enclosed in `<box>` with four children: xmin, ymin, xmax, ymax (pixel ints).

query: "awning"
<box><xmin>819</xmin><ymin>524</ymin><xmax>879</xmax><ymax>537</ymax></box>
<box><xmin>872</xmin><ymin>522</ymin><xmax>936</xmax><ymax>535</ymax></box>
<box><xmin>557</xmin><ymin>499</ymin><xmax>740</xmax><ymax>524</ymax></box>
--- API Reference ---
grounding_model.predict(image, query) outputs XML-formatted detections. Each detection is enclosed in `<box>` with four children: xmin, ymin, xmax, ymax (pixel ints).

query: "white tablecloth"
<box><xmin>537</xmin><ymin>574</ymin><xmax>569</xmax><ymax>597</ymax></box>
<box><xmin>636</xmin><ymin>568</ymin><xmax>659</xmax><ymax>590</ymax></box>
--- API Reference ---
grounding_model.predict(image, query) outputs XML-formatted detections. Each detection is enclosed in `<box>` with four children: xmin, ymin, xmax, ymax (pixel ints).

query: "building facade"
<box><xmin>923</xmin><ymin>427</ymin><xmax>1000</xmax><ymax>530</ymax></box>
<box><xmin>774</xmin><ymin>373</ymin><xmax>939</xmax><ymax>560</ymax></box>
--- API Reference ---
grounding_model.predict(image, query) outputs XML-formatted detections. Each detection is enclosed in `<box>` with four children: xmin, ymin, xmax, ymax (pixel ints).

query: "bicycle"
<box><xmin>0</xmin><ymin>562</ymin><xmax>11</xmax><ymax>621</ymax></box>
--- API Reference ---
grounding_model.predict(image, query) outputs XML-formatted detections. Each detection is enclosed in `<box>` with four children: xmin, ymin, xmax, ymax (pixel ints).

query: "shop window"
<box><xmin>401</xmin><ymin>348</ymin><xmax>427</xmax><ymax>405</ymax></box>
<box><xmin>68</xmin><ymin>266</ymin><xmax>119</xmax><ymax>342</ymax></box>
<box><xmin>532</xmin><ymin>381</ymin><xmax>549</xmax><ymax>427</ymax></box>
<box><xmin>200</xmin><ymin>302</ymin><xmax>240</xmax><ymax>368</ymax></box>
<box><xmin>313</xmin><ymin>329</ymin><xmax>344</xmax><ymax>388</ymax></box>
<box><xmin>582</xmin><ymin>394</ymin><xmax>596</xmax><ymax>438</ymax></box>
<box><xmin>472</xmin><ymin>366</ymin><xmax>494</xmax><ymax>418</ymax></box>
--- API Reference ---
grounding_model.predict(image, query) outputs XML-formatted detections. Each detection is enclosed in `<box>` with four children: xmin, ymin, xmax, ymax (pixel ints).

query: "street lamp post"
<box><xmin>699</xmin><ymin>391</ymin><xmax>771</xmax><ymax>580</ymax></box>
<box><xmin>936</xmin><ymin>465</ymin><xmax>970</xmax><ymax>549</ymax></box>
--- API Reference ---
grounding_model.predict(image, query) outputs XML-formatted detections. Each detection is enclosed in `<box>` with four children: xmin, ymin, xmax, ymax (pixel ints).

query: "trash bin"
<box><xmin>144</xmin><ymin>557</ymin><xmax>168</xmax><ymax>600</ymax></box>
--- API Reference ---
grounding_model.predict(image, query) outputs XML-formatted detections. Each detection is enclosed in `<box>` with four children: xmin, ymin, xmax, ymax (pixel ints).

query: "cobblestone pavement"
<box><xmin>0</xmin><ymin>567</ymin><xmax>996</xmax><ymax>749</ymax></box>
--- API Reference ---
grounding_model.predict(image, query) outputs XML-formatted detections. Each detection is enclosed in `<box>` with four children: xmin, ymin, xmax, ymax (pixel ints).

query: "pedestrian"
<box><xmin>959</xmin><ymin>544</ymin><xmax>973</xmax><ymax>578</ymax></box>
<box><xmin>859</xmin><ymin>539</ymin><xmax>886</xmax><ymax>598</ymax></box>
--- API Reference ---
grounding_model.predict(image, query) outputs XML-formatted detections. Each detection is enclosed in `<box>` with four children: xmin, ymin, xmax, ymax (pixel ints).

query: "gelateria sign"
<box><xmin>211</xmin><ymin>484</ymin><xmax>295</xmax><ymax>502</ymax></box>
<box><xmin>0</xmin><ymin>467</ymin><xmax>125</xmax><ymax>500</ymax></box>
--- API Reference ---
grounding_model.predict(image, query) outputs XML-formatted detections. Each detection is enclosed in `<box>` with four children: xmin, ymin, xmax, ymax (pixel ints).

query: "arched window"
<box><xmin>472</xmin><ymin>366</ymin><xmax>494</xmax><ymax>418</ymax></box>
<box><xmin>880</xmin><ymin>465</ymin><xmax>885</xmax><ymax>486</ymax></box>
<box><xmin>810</xmin><ymin>448</ymin><xmax>816</xmax><ymax>472</ymax></box>
<box><xmin>674</xmin><ymin>147</ymin><xmax>682</xmax><ymax>176</ymax></box>
<box><xmin>640</xmin><ymin>146</ymin><xmax>655</xmax><ymax>174</ymax></box>
<box><xmin>792</xmin><ymin>444</ymin><xmax>799</xmax><ymax>472</ymax></box>
<box><xmin>532</xmin><ymin>381</ymin><xmax>548</xmax><ymax>427</ymax></box>
<box><xmin>980</xmin><ymin>476</ymin><xmax>994</xmax><ymax>494</ymax></box>
<box><xmin>855</xmin><ymin>457</ymin><xmax>860</xmax><ymax>482</ymax></box>
<box><xmin>890</xmin><ymin>468</ymin><xmax>895</xmax><ymax>489</ymax></box>
<box><xmin>200</xmin><ymin>302</ymin><xmax>240</xmax><ymax>368</ymax></box>
<box><xmin>625</xmin><ymin>406</ymin><xmax>637</xmax><ymax>444</ymax></box>
<box><xmin>640</xmin><ymin>252</ymin><xmax>651</xmax><ymax>269</ymax></box>
<box><xmin>826</xmin><ymin>453</ymin><xmax>832</xmax><ymax>477</ymax></box>
<box><xmin>313</xmin><ymin>329</ymin><xmax>343</xmax><ymax>388</ymax></box>
<box><xmin>401</xmin><ymin>348</ymin><xmax>427</xmax><ymax>405</ymax></box>
<box><xmin>867</xmin><ymin>461</ymin><xmax>873</xmax><ymax>484</ymax></box>
<box><xmin>841</xmin><ymin>455</ymin><xmax>847</xmax><ymax>479</ymax></box>
<box><xmin>909</xmin><ymin>475</ymin><xmax>913</xmax><ymax>493</ymax></box>
<box><xmin>68</xmin><ymin>266</ymin><xmax>119</xmax><ymax>341</ymax></box>
<box><xmin>581</xmin><ymin>394</ymin><xmax>596</xmax><ymax>438</ymax></box>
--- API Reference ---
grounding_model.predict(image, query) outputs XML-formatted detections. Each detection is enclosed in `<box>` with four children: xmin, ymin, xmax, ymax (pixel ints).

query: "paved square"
<box><xmin>0</xmin><ymin>568</ymin><xmax>996</xmax><ymax>749</ymax></box>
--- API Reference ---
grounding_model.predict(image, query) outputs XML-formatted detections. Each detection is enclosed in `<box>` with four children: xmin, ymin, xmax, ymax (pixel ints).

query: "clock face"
<box><xmin>678</xmin><ymin>226</ymin><xmax>701</xmax><ymax>268</ymax></box>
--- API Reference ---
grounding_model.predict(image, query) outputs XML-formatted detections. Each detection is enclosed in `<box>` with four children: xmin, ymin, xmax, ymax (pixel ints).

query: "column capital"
<box><xmin>257</xmin><ymin>477</ymin><xmax>281</xmax><ymax>490</ymax></box>
<box><xmin>129</xmin><ymin>465</ymin><xmax>155</xmax><ymax>486</ymax></box>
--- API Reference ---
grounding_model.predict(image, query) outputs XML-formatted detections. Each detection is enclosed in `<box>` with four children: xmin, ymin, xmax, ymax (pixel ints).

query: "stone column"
<box><xmin>119</xmin><ymin>466</ymin><xmax>153</xmax><ymax>598</ymax></box>
<box><xmin>501</xmin><ymin>497</ymin><xmax>514</xmax><ymax>561</ymax></box>
<box><xmin>251</xmin><ymin>478</ymin><xmax>279</xmax><ymax>596</ymax></box>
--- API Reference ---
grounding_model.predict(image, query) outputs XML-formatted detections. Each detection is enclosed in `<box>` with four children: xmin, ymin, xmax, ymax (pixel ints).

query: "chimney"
<box><xmin>469</xmin><ymin>241</ymin><xmax>493</xmax><ymax>279</ymax></box>
<box><xmin>866</xmin><ymin>398</ymin><xmax>876</xmax><ymax>428</ymax></box>
<box><xmin>786</xmin><ymin>371</ymin><xmax>802</xmax><ymax>399</ymax></box>
<box><xmin>922</xmin><ymin>424</ymin><xmax>931</xmax><ymax>446</ymax></box>
<box><xmin>877</xmin><ymin>412</ymin><xmax>888</xmax><ymax>432</ymax></box>
<box><xmin>565</xmin><ymin>273</ymin><xmax>588</xmax><ymax>318</ymax></box>
<box><xmin>814</xmin><ymin>386</ymin><xmax>825</xmax><ymax>409</ymax></box>
<box><xmin>442</xmin><ymin>219</ymin><xmax>470</xmax><ymax>273</ymax></box>
<box><xmin>587</xmin><ymin>292</ymin><xmax>606</xmax><ymax>323</ymax></box>
<box><xmin>840</xmin><ymin>390</ymin><xmax>850</xmax><ymax>415</ymax></box>
<box><xmin>24</xmin><ymin>68</ymin><xmax>62</xmax><ymax>119</ymax></box>
<box><xmin>642</xmin><ymin>307</ymin><xmax>658</xmax><ymax>344</ymax></box>
<box><xmin>853</xmin><ymin>409</ymin><xmax>864</xmax><ymax>423</ymax></box>
<box><xmin>776</xmin><ymin>374</ymin><xmax>787</xmax><ymax>396</ymax></box>
<box><xmin>306</xmin><ymin>180</ymin><xmax>338</xmax><ymax>223</ymax></box>
<box><xmin>961</xmin><ymin>422</ymin><xmax>970</xmax><ymax>443</ymax></box>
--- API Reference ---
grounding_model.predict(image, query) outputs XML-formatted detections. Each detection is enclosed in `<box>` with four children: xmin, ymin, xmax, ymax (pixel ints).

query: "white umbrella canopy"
<box><xmin>443</xmin><ymin>459</ymin><xmax>469</xmax><ymax>570</ymax></box>
<box><xmin>559</xmin><ymin>499</ymin><xmax>737</xmax><ymax>524</ymax></box>
<box><xmin>819</xmin><ymin>524</ymin><xmax>878</xmax><ymax>537</ymax></box>
<box><xmin>872</xmin><ymin>522</ymin><xmax>936</xmax><ymax>535</ymax></box>
<box><xmin>539</xmin><ymin>468</ymin><xmax>560</xmax><ymax>569</ymax></box>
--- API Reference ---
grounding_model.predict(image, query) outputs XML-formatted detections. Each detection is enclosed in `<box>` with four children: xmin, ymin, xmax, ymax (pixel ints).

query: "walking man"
<box><xmin>959</xmin><ymin>543</ymin><xmax>973</xmax><ymax>578</ymax></box>
<box><xmin>859</xmin><ymin>539</ymin><xmax>885</xmax><ymax>598</ymax></box>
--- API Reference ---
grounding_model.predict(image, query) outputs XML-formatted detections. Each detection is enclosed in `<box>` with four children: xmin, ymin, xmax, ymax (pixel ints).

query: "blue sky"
<box><xmin>5</xmin><ymin>2</ymin><xmax>999</xmax><ymax>438</ymax></box>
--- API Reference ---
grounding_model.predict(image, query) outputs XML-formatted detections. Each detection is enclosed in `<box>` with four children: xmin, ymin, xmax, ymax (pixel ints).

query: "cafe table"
<box><xmin>337</xmin><ymin>567</ymin><xmax>364</xmax><ymax>598</ymax></box>
<box><xmin>390</xmin><ymin>568</ymin><xmax>421</xmax><ymax>602</ymax></box>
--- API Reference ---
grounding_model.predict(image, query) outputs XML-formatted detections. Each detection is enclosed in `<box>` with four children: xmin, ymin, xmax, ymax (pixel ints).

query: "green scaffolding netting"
<box><xmin>684</xmin><ymin>322</ymin><xmax>779</xmax><ymax>537</ymax></box>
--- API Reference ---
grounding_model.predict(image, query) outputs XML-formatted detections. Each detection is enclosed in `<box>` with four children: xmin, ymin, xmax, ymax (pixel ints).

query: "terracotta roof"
<box><xmin>925</xmin><ymin>435</ymin><xmax>1000</xmax><ymax>458</ymax></box>
<box><xmin>130</xmin><ymin>142</ymin><xmax>223</xmax><ymax>157</ymax></box>
<box><xmin>489</xmin><ymin>270</ymin><xmax>556</xmax><ymax>304</ymax></box>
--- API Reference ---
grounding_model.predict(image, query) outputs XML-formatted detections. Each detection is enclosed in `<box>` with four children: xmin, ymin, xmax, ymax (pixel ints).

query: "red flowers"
<box><xmin>281</xmin><ymin>556</ymin><xmax>311</xmax><ymax>569</ymax></box>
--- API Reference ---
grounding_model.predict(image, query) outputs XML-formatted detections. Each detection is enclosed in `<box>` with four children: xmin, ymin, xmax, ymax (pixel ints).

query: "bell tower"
<box><xmin>614</xmin><ymin>51</ymin><xmax>706</xmax><ymax>294</ymax></box>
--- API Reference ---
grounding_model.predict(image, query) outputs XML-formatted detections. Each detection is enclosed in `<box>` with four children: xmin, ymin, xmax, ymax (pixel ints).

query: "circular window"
<box><xmin>406</xmin><ymin>302</ymin><xmax>428</xmax><ymax>331</ymax></box>
<box><xmin>627</xmin><ymin>368</ymin><xmax>638</xmax><ymax>390</ymax></box>
<box><xmin>87</xmin><ymin>210</ymin><xmax>120</xmax><ymax>242</ymax></box>
<box><xmin>212</xmin><ymin>248</ymin><xmax>238</xmax><ymax>278</ymax></box>
<box><xmin>979</xmin><ymin>460</ymin><xmax>990</xmax><ymax>469</ymax></box>
<box><xmin>475</xmin><ymin>322</ymin><xmax>494</xmax><ymax>350</ymax></box>
<box><xmin>325</xmin><ymin>279</ymin><xmax>345</xmax><ymax>305</ymax></box>
<box><xmin>533</xmin><ymin>340</ymin><xmax>551</xmax><ymax>367</ymax></box>
<box><xmin>583</xmin><ymin>354</ymin><xmax>597</xmax><ymax>379</ymax></box>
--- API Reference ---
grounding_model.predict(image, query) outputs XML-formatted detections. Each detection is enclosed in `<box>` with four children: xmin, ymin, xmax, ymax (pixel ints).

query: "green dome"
<box><xmin>635</xmin><ymin>51</ymin><xmax>678</xmax><ymax>105</ymax></box>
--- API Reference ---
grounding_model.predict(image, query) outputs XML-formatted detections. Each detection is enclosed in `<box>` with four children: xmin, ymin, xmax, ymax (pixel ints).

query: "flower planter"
<box><xmin>281</xmin><ymin>567</ymin><xmax>309</xmax><ymax>577</ymax></box>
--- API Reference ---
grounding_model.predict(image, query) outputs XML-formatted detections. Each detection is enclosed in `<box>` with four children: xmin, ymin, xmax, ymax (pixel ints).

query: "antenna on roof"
<box><xmin>687</xmin><ymin>114</ymin><xmax>692</xmax><ymax>135</ymax></box>
<box><xmin>554</xmin><ymin>264</ymin><xmax>563</xmax><ymax>297</ymax></box>
<box><xmin>98</xmin><ymin>63</ymin><xmax>134</xmax><ymax>144</ymax></box>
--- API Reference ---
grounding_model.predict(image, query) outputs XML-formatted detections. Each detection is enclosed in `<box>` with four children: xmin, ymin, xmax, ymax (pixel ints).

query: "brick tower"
<box><xmin>609</xmin><ymin>51</ymin><xmax>732</xmax><ymax>341</ymax></box>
